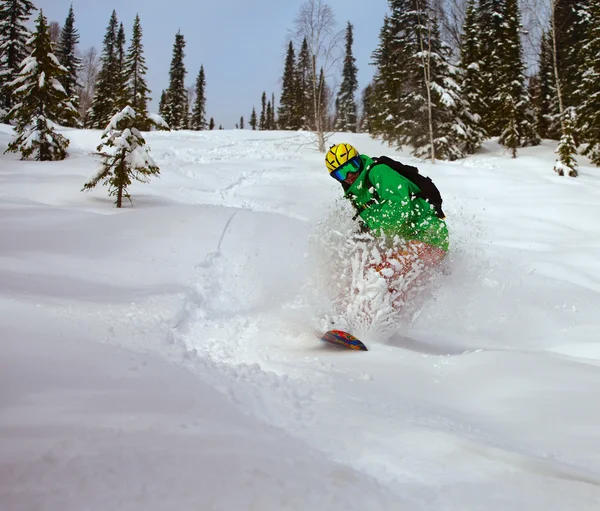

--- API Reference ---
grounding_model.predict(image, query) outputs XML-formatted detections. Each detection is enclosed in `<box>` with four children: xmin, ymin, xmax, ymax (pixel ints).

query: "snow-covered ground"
<box><xmin>1</xmin><ymin>124</ymin><xmax>600</xmax><ymax>510</ymax></box>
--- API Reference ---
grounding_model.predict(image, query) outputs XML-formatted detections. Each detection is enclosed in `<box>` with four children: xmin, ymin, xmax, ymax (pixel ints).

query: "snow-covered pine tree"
<box><xmin>56</xmin><ymin>3</ymin><xmax>80</xmax><ymax>126</ymax></box>
<box><xmin>578</xmin><ymin>0</ymin><xmax>600</xmax><ymax>165</ymax></box>
<box><xmin>82</xmin><ymin>106</ymin><xmax>159</xmax><ymax>208</ymax></box>
<box><xmin>124</xmin><ymin>14</ymin><xmax>150</xmax><ymax>130</ymax></box>
<box><xmin>457</xmin><ymin>0</ymin><xmax>486</xmax><ymax>153</ymax></box>
<box><xmin>555</xmin><ymin>0</ymin><xmax>591</xmax><ymax>111</ymax></box>
<box><xmin>295</xmin><ymin>38</ymin><xmax>312</xmax><ymax>130</ymax></box>
<box><xmin>359</xmin><ymin>83</ymin><xmax>373</xmax><ymax>133</ymax></box>
<box><xmin>87</xmin><ymin>10</ymin><xmax>119</xmax><ymax>128</ymax></box>
<box><xmin>371</xmin><ymin>0</ymin><xmax>465</xmax><ymax>160</ymax></box>
<box><xmin>113</xmin><ymin>22</ymin><xmax>129</xmax><ymax>112</ymax></box>
<box><xmin>259</xmin><ymin>91</ymin><xmax>266</xmax><ymax>130</ymax></box>
<box><xmin>495</xmin><ymin>0</ymin><xmax>539</xmax><ymax>151</ymax></box>
<box><xmin>250</xmin><ymin>107</ymin><xmax>257</xmax><ymax>129</ymax></box>
<box><xmin>553</xmin><ymin>107</ymin><xmax>578</xmax><ymax>176</ymax></box>
<box><xmin>334</xmin><ymin>22</ymin><xmax>358</xmax><ymax>132</ymax></box>
<box><xmin>277</xmin><ymin>41</ymin><xmax>298</xmax><ymax>130</ymax></box>
<box><xmin>4</xmin><ymin>10</ymin><xmax>77</xmax><ymax>161</ymax></box>
<box><xmin>0</xmin><ymin>0</ymin><xmax>37</xmax><ymax>119</ymax></box>
<box><xmin>158</xmin><ymin>89</ymin><xmax>168</xmax><ymax>118</ymax></box>
<box><xmin>190</xmin><ymin>65</ymin><xmax>206</xmax><ymax>130</ymax></box>
<box><xmin>534</xmin><ymin>30</ymin><xmax>560</xmax><ymax>140</ymax></box>
<box><xmin>164</xmin><ymin>31</ymin><xmax>187</xmax><ymax>130</ymax></box>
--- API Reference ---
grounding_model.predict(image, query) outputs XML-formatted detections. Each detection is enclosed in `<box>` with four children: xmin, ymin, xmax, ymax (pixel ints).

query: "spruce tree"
<box><xmin>190</xmin><ymin>65</ymin><xmax>206</xmax><ymax>130</ymax></box>
<box><xmin>360</xmin><ymin>83</ymin><xmax>373</xmax><ymax>133</ymax></box>
<box><xmin>270</xmin><ymin>92</ymin><xmax>276</xmax><ymax>129</ymax></box>
<box><xmin>4</xmin><ymin>10</ymin><xmax>77</xmax><ymax>161</ymax></box>
<box><xmin>457</xmin><ymin>0</ymin><xmax>487</xmax><ymax>153</ymax></box>
<box><xmin>56</xmin><ymin>3</ymin><xmax>80</xmax><ymax>126</ymax></box>
<box><xmin>125</xmin><ymin>14</ymin><xmax>150</xmax><ymax>130</ymax></box>
<box><xmin>295</xmin><ymin>38</ymin><xmax>312</xmax><ymax>130</ymax></box>
<box><xmin>370</xmin><ymin>0</ymin><xmax>465</xmax><ymax>160</ymax></box>
<box><xmin>208</xmin><ymin>117</ymin><xmax>214</xmax><ymax>129</ymax></box>
<box><xmin>277</xmin><ymin>41</ymin><xmax>297</xmax><ymax>129</ymax></box>
<box><xmin>0</xmin><ymin>0</ymin><xmax>37</xmax><ymax>118</ymax></box>
<box><xmin>495</xmin><ymin>0</ymin><xmax>539</xmax><ymax>150</ymax></box>
<box><xmin>164</xmin><ymin>31</ymin><xmax>187</xmax><ymax>130</ymax></box>
<box><xmin>114</xmin><ymin>22</ymin><xmax>128</xmax><ymax>111</ymax></box>
<box><xmin>88</xmin><ymin>10</ymin><xmax>119</xmax><ymax>128</ymax></box>
<box><xmin>82</xmin><ymin>106</ymin><xmax>160</xmax><ymax>208</ymax></box>
<box><xmin>259</xmin><ymin>91</ymin><xmax>266</xmax><ymax>129</ymax></box>
<box><xmin>553</xmin><ymin>107</ymin><xmax>578</xmax><ymax>176</ymax></box>
<box><xmin>578</xmin><ymin>0</ymin><xmax>600</xmax><ymax>164</ymax></box>
<box><xmin>534</xmin><ymin>30</ymin><xmax>560</xmax><ymax>140</ymax></box>
<box><xmin>334</xmin><ymin>22</ymin><xmax>358</xmax><ymax>132</ymax></box>
<box><xmin>250</xmin><ymin>107</ymin><xmax>257</xmax><ymax>129</ymax></box>
<box><xmin>265</xmin><ymin>101</ymin><xmax>272</xmax><ymax>130</ymax></box>
<box><xmin>158</xmin><ymin>89</ymin><xmax>168</xmax><ymax>118</ymax></box>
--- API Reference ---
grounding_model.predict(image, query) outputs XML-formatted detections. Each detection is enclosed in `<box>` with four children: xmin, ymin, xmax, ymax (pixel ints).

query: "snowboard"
<box><xmin>318</xmin><ymin>330</ymin><xmax>368</xmax><ymax>351</ymax></box>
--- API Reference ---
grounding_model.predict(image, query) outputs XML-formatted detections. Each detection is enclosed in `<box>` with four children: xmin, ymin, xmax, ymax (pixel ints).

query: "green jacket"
<box><xmin>345</xmin><ymin>155</ymin><xmax>449</xmax><ymax>251</ymax></box>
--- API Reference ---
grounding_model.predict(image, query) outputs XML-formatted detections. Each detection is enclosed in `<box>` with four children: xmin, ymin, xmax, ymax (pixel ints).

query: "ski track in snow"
<box><xmin>2</xmin><ymin>126</ymin><xmax>600</xmax><ymax>510</ymax></box>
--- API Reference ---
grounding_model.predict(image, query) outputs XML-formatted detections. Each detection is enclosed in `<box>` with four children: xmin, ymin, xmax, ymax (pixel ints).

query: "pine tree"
<box><xmin>359</xmin><ymin>83</ymin><xmax>373</xmax><ymax>132</ymax></box>
<box><xmin>124</xmin><ymin>14</ymin><xmax>150</xmax><ymax>130</ymax></box>
<box><xmin>238</xmin><ymin>116</ymin><xmax>243</xmax><ymax>129</ymax></box>
<box><xmin>277</xmin><ymin>41</ymin><xmax>297</xmax><ymax>129</ymax></box>
<box><xmin>4</xmin><ymin>10</ymin><xmax>77</xmax><ymax>160</ymax></box>
<box><xmin>259</xmin><ymin>91</ymin><xmax>266</xmax><ymax>130</ymax></box>
<box><xmin>534</xmin><ymin>30</ymin><xmax>560</xmax><ymax>140</ymax></box>
<box><xmin>82</xmin><ymin>106</ymin><xmax>159</xmax><ymax>208</ymax></box>
<box><xmin>0</xmin><ymin>0</ymin><xmax>37</xmax><ymax>119</ymax></box>
<box><xmin>88</xmin><ymin>10</ymin><xmax>119</xmax><ymax>128</ymax></box>
<box><xmin>553</xmin><ymin>107</ymin><xmax>578</xmax><ymax>176</ymax></box>
<box><xmin>250</xmin><ymin>107</ymin><xmax>257</xmax><ymax>129</ymax></box>
<box><xmin>370</xmin><ymin>0</ymin><xmax>465</xmax><ymax>160</ymax></box>
<box><xmin>270</xmin><ymin>92</ymin><xmax>276</xmax><ymax>129</ymax></box>
<box><xmin>265</xmin><ymin>101</ymin><xmax>272</xmax><ymax>130</ymax></box>
<box><xmin>317</xmin><ymin>67</ymin><xmax>329</xmax><ymax>132</ymax></box>
<box><xmin>495</xmin><ymin>0</ymin><xmax>539</xmax><ymax>150</ymax></box>
<box><xmin>295</xmin><ymin>38</ymin><xmax>312</xmax><ymax>130</ymax></box>
<box><xmin>113</xmin><ymin>22</ymin><xmax>128</xmax><ymax>111</ymax></box>
<box><xmin>56</xmin><ymin>3</ymin><xmax>80</xmax><ymax>126</ymax></box>
<box><xmin>334</xmin><ymin>22</ymin><xmax>358</xmax><ymax>132</ymax></box>
<box><xmin>208</xmin><ymin>117</ymin><xmax>214</xmax><ymax>130</ymax></box>
<box><xmin>190</xmin><ymin>65</ymin><xmax>206</xmax><ymax>130</ymax></box>
<box><xmin>158</xmin><ymin>89</ymin><xmax>168</xmax><ymax>117</ymax></box>
<box><xmin>164</xmin><ymin>31</ymin><xmax>187</xmax><ymax>130</ymax></box>
<box><xmin>578</xmin><ymin>0</ymin><xmax>600</xmax><ymax>164</ymax></box>
<box><xmin>457</xmin><ymin>0</ymin><xmax>486</xmax><ymax>153</ymax></box>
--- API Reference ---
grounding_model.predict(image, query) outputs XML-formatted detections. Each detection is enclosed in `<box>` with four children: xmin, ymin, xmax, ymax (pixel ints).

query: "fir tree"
<box><xmin>578</xmin><ymin>0</ymin><xmax>600</xmax><ymax>164</ymax></box>
<box><xmin>334</xmin><ymin>22</ymin><xmax>358</xmax><ymax>132</ymax></box>
<box><xmin>56</xmin><ymin>3</ymin><xmax>80</xmax><ymax>126</ymax></box>
<box><xmin>164</xmin><ymin>31</ymin><xmax>187</xmax><ymax>130</ymax></box>
<box><xmin>82</xmin><ymin>106</ymin><xmax>159</xmax><ymax>208</ymax></box>
<box><xmin>495</xmin><ymin>0</ymin><xmax>539</xmax><ymax>150</ymax></box>
<box><xmin>277</xmin><ymin>41</ymin><xmax>297</xmax><ymax>130</ymax></box>
<box><xmin>295</xmin><ymin>38</ymin><xmax>312</xmax><ymax>130</ymax></box>
<box><xmin>265</xmin><ymin>101</ymin><xmax>272</xmax><ymax>130</ymax></box>
<box><xmin>534</xmin><ymin>30</ymin><xmax>560</xmax><ymax>140</ymax></box>
<box><xmin>239</xmin><ymin>116</ymin><xmax>244</xmax><ymax>129</ymax></box>
<box><xmin>457</xmin><ymin>0</ymin><xmax>486</xmax><ymax>153</ymax></box>
<box><xmin>88</xmin><ymin>10</ymin><xmax>119</xmax><ymax>128</ymax></box>
<box><xmin>158</xmin><ymin>89</ymin><xmax>168</xmax><ymax>118</ymax></box>
<box><xmin>270</xmin><ymin>92</ymin><xmax>276</xmax><ymax>129</ymax></box>
<box><xmin>360</xmin><ymin>83</ymin><xmax>373</xmax><ymax>132</ymax></box>
<box><xmin>190</xmin><ymin>65</ymin><xmax>206</xmax><ymax>130</ymax></box>
<box><xmin>259</xmin><ymin>91</ymin><xmax>266</xmax><ymax>130</ymax></box>
<box><xmin>4</xmin><ymin>10</ymin><xmax>77</xmax><ymax>161</ymax></box>
<box><xmin>0</xmin><ymin>0</ymin><xmax>37</xmax><ymax>118</ymax></box>
<box><xmin>114</xmin><ymin>22</ymin><xmax>128</xmax><ymax>111</ymax></box>
<box><xmin>124</xmin><ymin>14</ymin><xmax>150</xmax><ymax>130</ymax></box>
<box><xmin>553</xmin><ymin>107</ymin><xmax>578</xmax><ymax>176</ymax></box>
<box><xmin>250</xmin><ymin>107</ymin><xmax>257</xmax><ymax>129</ymax></box>
<box><xmin>370</xmin><ymin>0</ymin><xmax>465</xmax><ymax>160</ymax></box>
<box><xmin>209</xmin><ymin>117</ymin><xmax>214</xmax><ymax>130</ymax></box>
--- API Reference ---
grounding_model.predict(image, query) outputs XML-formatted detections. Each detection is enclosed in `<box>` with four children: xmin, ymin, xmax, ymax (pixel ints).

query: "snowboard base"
<box><xmin>319</xmin><ymin>330</ymin><xmax>368</xmax><ymax>351</ymax></box>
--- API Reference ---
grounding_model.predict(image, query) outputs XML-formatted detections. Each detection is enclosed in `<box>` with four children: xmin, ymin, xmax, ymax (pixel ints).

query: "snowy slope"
<box><xmin>1</xmin><ymin>124</ymin><xmax>600</xmax><ymax>510</ymax></box>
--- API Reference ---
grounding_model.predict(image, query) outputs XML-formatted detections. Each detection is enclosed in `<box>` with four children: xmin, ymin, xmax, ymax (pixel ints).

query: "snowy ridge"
<box><xmin>1</xmin><ymin>127</ymin><xmax>600</xmax><ymax>510</ymax></box>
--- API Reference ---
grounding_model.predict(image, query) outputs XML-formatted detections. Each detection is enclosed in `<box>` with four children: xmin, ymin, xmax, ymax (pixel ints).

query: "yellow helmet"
<box><xmin>325</xmin><ymin>143</ymin><xmax>359</xmax><ymax>173</ymax></box>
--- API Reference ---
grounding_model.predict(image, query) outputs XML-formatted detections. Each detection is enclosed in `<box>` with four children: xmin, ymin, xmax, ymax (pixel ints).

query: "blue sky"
<box><xmin>35</xmin><ymin>0</ymin><xmax>391</xmax><ymax>128</ymax></box>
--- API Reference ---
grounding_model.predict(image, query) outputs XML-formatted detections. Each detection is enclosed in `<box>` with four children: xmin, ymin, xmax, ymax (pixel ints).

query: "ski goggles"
<box><xmin>330</xmin><ymin>156</ymin><xmax>362</xmax><ymax>182</ymax></box>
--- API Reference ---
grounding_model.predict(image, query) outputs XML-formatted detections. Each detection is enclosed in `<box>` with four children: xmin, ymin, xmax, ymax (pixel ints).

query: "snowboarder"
<box><xmin>325</xmin><ymin>143</ymin><xmax>449</xmax><ymax>284</ymax></box>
